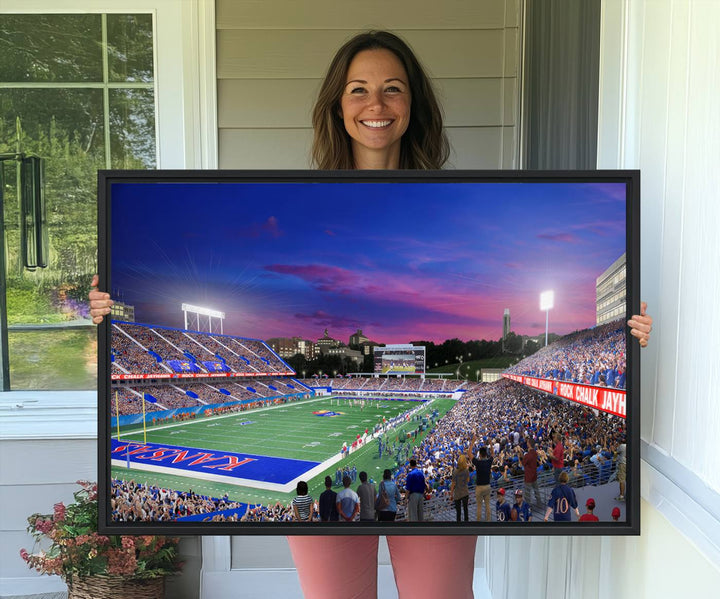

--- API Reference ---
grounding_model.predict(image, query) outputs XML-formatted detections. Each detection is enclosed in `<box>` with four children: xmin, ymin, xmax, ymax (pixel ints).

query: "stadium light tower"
<box><xmin>182</xmin><ymin>303</ymin><xmax>225</xmax><ymax>334</ymax></box>
<box><xmin>540</xmin><ymin>290</ymin><xmax>554</xmax><ymax>346</ymax></box>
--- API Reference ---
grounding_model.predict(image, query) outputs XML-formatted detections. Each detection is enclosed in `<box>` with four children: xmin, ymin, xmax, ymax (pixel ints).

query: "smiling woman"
<box><xmin>340</xmin><ymin>49</ymin><xmax>412</xmax><ymax>169</ymax></box>
<box><xmin>90</xmin><ymin>28</ymin><xmax>653</xmax><ymax>599</ymax></box>
<box><xmin>311</xmin><ymin>30</ymin><xmax>448</xmax><ymax>170</ymax></box>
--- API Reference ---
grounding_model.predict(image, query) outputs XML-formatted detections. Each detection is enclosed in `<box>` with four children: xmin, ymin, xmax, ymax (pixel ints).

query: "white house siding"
<box><xmin>486</xmin><ymin>1</ymin><xmax>720</xmax><ymax>597</ymax></box>
<box><xmin>216</xmin><ymin>0</ymin><xmax>522</xmax><ymax>169</ymax></box>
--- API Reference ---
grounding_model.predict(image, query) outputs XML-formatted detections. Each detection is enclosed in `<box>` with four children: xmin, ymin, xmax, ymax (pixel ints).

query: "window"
<box><xmin>0</xmin><ymin>13</ymin><xmax>156</xmax><ymax>390</ymax></box>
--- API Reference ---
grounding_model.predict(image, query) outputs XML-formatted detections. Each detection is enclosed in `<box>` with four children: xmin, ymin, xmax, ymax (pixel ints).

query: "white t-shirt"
<box><xmin>336</xmin><ymin>488</ymin><xmax>359</xmax><ymax>520</ymax></box>
<box><xmin>617</xmin><ymin>443</ymin><xmax>626</xmax><ymax>465</ymax></box>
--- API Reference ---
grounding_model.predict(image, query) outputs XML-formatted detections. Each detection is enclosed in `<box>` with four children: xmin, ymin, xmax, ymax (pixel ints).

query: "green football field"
<box><xmin>111</xmin><ymin>395</ymin><xmax>456</xmax><ymax>507</ymax></box>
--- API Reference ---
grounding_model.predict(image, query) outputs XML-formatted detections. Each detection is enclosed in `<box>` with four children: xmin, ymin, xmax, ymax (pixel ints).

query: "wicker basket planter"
<box><xmin>21</xmin><ymin>483</ymin><xmax>182</xmax><ymax>596</ymax></box>
<box><xmin>67</xmin><ymin>575</ymin><xmax>165</xmax><ymax>599</ymax></box>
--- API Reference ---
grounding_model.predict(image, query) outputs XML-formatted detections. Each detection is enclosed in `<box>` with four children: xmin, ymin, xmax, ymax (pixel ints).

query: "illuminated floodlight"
<box><xmin>181</xmin><ymin>303</ymin><xmax>225</xmax><ymax>318</ymax></box>
<box><xmin>182</xmin><ymin>303</ymin><xmax>225</xmax><ymax>334</ymax></box>
<box><xmin>540</xmin><ymin>290</ymin><xmax>554</xmax><ymax>347</ymax></box>
<box><xmin>539</xmin><ymin>290</ymin><xmax>554</xmax><ymax>311</ymax></box>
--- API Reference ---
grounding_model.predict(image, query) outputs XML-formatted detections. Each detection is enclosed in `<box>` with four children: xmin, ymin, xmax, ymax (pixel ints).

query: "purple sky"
<box><xmin>111</xmin><ymin>179</ymin><xmax>627</xmax><ymax>345</ymax></box>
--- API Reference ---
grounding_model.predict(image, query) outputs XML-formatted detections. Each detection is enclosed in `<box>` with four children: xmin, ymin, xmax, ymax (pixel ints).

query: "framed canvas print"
<box><xmin>98</xmin><ymin>170</ymin><xmax>640</xmax><ymax>535</ymax></box>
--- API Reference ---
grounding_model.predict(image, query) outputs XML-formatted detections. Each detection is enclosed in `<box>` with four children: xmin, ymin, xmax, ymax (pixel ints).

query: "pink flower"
<box><xmin>19</xmin><ymin>548</ymin><xmax>29</xmax><ymax>562</ymax></box>
<box><xmin>107</xmin><ymin>547</ymin><xmax>137</xmax><ymax>576</ymax></box>
<box><xmin>43</xmin><ymin>556</ymin><xmax>64</xmax><ymax>576</ymax></box>
<box><xmin>121</xmin><ymin>536</ymin><xmax>135</xmax><ymax>550</ymax></box>
<box><xmin>53</xmin><ymin>502</ymin><xmax>66</xmax><ymax>522</ymax></box>
<box><xmin>34</xmin><ymin>518</ymin><xmax>54</xmax><ymax>535</ymax></box>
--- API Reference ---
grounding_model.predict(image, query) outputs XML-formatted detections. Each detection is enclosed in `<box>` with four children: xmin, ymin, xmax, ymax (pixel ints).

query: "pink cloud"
<box><xmin>537</xmin><ymin>233</ymin><xmax>579</xmax><ymax>243</ymax></box>
<box><xmin>263</xmin><ymin>216</ymin><xmax>282</xmax><ymax>237</ymax></box>
<box><xmin>265</xmin><ymin>264</ymin><xmax>359</xmax><ymax>292</ymax></box>
<box><xmin>266</xmin><ymin>261</ymin><xmax>593</xmax><ymax>338</ymax></box>
<box><xmin>294</xmin><ymin>310</ymin><xmax>364</xmax><ymax>331</ymax></box>
<box><xmin>237</xmin><ymin>216</ymin><xmax>284</xmax><ymax>238</ymax></box>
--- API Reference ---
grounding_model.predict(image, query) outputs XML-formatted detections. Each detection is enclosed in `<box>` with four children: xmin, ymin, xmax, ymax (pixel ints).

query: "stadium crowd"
<box><xmin>109</xmin><ymin>387</ymin><xmax>163</xmax><ymax>415</ymax></box>
<box><xmin>506</xmin><ymin>319</ymin><xmax>627</xmax><ymax>388</ymax></box>
<box><xmin>110</xmin><ymin>382</ymin><xmax>310</xmax><ymax>417</ymax></box>
<box><xmin>420</xmin><ymin>378</ymin><xmax>451</xmax><ymax>392</ymax></box>
<box><xmin>111</xmin><ymin>322</ymin><xmax>289</xmax><ymax>377</ymax></box>
<box><xmin>332</xmin><ymin>377</ymin><xmax>369</xmax><ymax>389</ymax></box>
<box><xmin>299</xmin><ymin>377</ymin><xmax>461</xmax><ymax>393</ymax></box>
<box><xmin>110</xmin><ymin>479</ymin><xmax>245</xmax><ymax>521</ymax></box>
<box><xmin>388</xmin><ymin>379</ymin><xmax>625</xmax><ymax>505</ymax></box>
<box><xmin>125</xmin><ymin>384</ymin><xmax>202</xmax><ymax>410</ymax></box>
<box><xmin>112</xmin><ymin>377</ymin><xmax>624</xmax><ymax>523</ymax></box>
<box><xmin>109</xmin><ymin>316</ymin><xmax>628</xmax><ymax>522</ymax></box>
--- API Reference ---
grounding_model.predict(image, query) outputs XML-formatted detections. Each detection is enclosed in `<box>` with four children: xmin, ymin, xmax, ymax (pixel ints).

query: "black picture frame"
<box><xmin>98</xmin><ymin>169</ymin><xmax>640</xmax><ymax>536</ymax></box>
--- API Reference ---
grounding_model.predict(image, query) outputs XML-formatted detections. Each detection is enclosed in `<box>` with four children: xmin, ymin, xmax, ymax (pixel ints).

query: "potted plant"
<box><xmin>20</xmin><ymin>480</ymin><xmax>182</xmax><ymax>599</ymax></box>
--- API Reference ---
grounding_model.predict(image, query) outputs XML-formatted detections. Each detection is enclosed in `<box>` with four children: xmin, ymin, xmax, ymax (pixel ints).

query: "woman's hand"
<box><xmin>627</xmin><ymin>301</ymin><xmax>653</xmax><ymax>348</ymax></box>
<box><xmin>89</xmin><ymin>274</ymin><xmax>113</xmax><ymax>324</ymax></box>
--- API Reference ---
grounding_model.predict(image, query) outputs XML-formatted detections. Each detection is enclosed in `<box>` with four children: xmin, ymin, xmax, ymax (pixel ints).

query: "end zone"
<box><xmin>111</xmin><ymin>439</ymin><xmax>323</xmax><ymax>493</ymax></box>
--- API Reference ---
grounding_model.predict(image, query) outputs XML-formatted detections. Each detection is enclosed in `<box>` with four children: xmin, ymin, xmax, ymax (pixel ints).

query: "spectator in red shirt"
<box><xmin>552</xmin><ymin>432</ymin><xmax>565</xmax><ymax>485</ymax></box>
<box><xmin>522</xmin><ymin>438</ymin><xmax>542</xmax><ymax>507</ymax></box>
<box><xmin>579</xmin><ymin>498</ymin><xmax>600</xmax><ymax>522</ymax></box>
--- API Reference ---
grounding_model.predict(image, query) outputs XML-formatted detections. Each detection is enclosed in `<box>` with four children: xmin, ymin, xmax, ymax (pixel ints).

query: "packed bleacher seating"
<box><xmin>111</xmin><ymin>374</ymin><xmax>624</xmax><ymax>523</ymax></box>
<box><xmin>109</xmin><ymin>314</ymin><xmax>626</xmax><ymax>520</ymax></box>
<box><xmin>239</xmin><ymin>501</ymin><xmax>302</xmax><ymax>523</ymax></box>
<box><xmin>109</xmin><ymin>386</ymin><xmax>164</xmax><ymax>415</ymax></box>
<box><xmin>111</xmin><ymin>479</ymin><xmax>245</xmax><ymax>522</ymax></box>
<box><xmin>111</xmin><ymin>362</ymin><xmax>127</xmax><ymax>375</ymax></box>
<box><xmin>389</xmin><ymin>379</ymin><xmax>625</xmax><ymax>505</ymax></box>
<box><xmin>113</xmin><ymin>323</ymin><xmax>192</xmax><ymax>373</ymax></box>
<box><xmin>110</xmin><ymin>377</ymin><xmax>313</xmax><ymax>417</ymax></box>
<box><xmin>157</xmin><ymin>328</ymin><xmax>281</xmax><ymax>375</ymax></box>
<box><xmin>506</xmin><ymin>319</ymin><xmax>627</xmax><ymax>388</ymax></box>
<box><xmin>223</xmin><ymin>337</ymin><xmax>288</xmax><ymax>373</ymax></box>
<box><xmin>421</xmin><ymin>378</ymin><xmax>448</xmax><ymax>392</ymax></box>
<box><xmin>295</xmin><ymin>376</ymin><xmax>460</xmax><ymax>394</ymax></box>
<box><xmin>331</xmin><ymin>377</ymin><xmax>368</xmax><ymax>390</ymax></box>
<box><xmin>178</xmin><ymin>332</ymin><xmax>254</xmax><ymax>373</ymax></box>
<box><xmin>111</xmin><ymin>321</ymin><xmax>291</xmax><ymax>377</ymax></box>
<box><xmin>132</xmin><ymin>384</ymin><xmax>204</xmax><ymax>410</ymax></box>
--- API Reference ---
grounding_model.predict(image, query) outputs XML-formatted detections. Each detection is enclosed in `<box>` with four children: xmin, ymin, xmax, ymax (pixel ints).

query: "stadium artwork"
<box><xmin>98</xmin><ymin>170</ymin><xmax>640</xmax><ymax>536</ymax></box>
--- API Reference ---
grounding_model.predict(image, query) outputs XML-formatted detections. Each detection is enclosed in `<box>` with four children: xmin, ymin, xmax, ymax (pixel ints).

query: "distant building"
<box><xmin>359</xmin><ymin>340</ymin><xmax>381</xmax><ymax>356</ymax></box>
<box><xmin>110</xmin><ymin>301</ymin><xmax>135</xmax><ymax>322</ymax></box>
<box><xmin>316</xmin><ymin>328</ymin><xmax>341</xmax><ymax>354</ymax></box>
<box><xmin>326</xmin><ymin>346</ymin><xmax>364</xmax><ymax>366</ymax></box>
<box><xmin>481</xmin><ymin>368</ymin><xmax>504</xmax><ymax>383</ymax></box>
<box><xmin>503</xmin><ymin>308</ymin><xmax>511</xmax><ymax>339</ymax></box>
<box><xmin>349</xmin><ymin>329</ymin><xmax>368</xmax><ymax>346</ymax></box>
<box><xmin>596</xmin><ymin>253</ymin><xmax>626</xmax><ymax>325</ymax></box>
<box><xmin>266</xmin><ymin>337</ymin><xmax>317</xmax><ymax>360</ymax></box>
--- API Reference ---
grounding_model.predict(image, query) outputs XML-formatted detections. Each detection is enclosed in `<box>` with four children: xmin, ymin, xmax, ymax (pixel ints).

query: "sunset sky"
<box><xmin>110</xmin><ymin>179</ymin><xmax>627</xmax><ymax>345</ymax></box>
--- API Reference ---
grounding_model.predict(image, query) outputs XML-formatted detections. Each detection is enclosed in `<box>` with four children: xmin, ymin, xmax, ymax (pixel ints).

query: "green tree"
<box><xmin>503</xmin><ymin>332</ymin><xmax>523</xmax><ymax>354</ymax></box>
<box><xmin>1</xmin><ymin>13</ymin><xmax>155</xmax><ymax>389</ymax></box>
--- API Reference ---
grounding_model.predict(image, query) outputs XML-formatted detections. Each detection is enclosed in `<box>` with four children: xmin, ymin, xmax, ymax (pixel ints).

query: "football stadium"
<box><xmin>107</xmin><ymin>179</ymin><xmax>630</xmax><ymax>525</ymax></box>
<box><xmin>109</xmin><ymin>319</ymin><xmax>628</xmax><ymax>524</ymax></box>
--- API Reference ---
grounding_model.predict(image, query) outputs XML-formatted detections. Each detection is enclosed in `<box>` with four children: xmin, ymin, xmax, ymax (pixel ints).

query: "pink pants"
<box><xmin>287</xmin><ymin>535</ymin><xmax>477</xmax><ymax>599</ymax></box>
